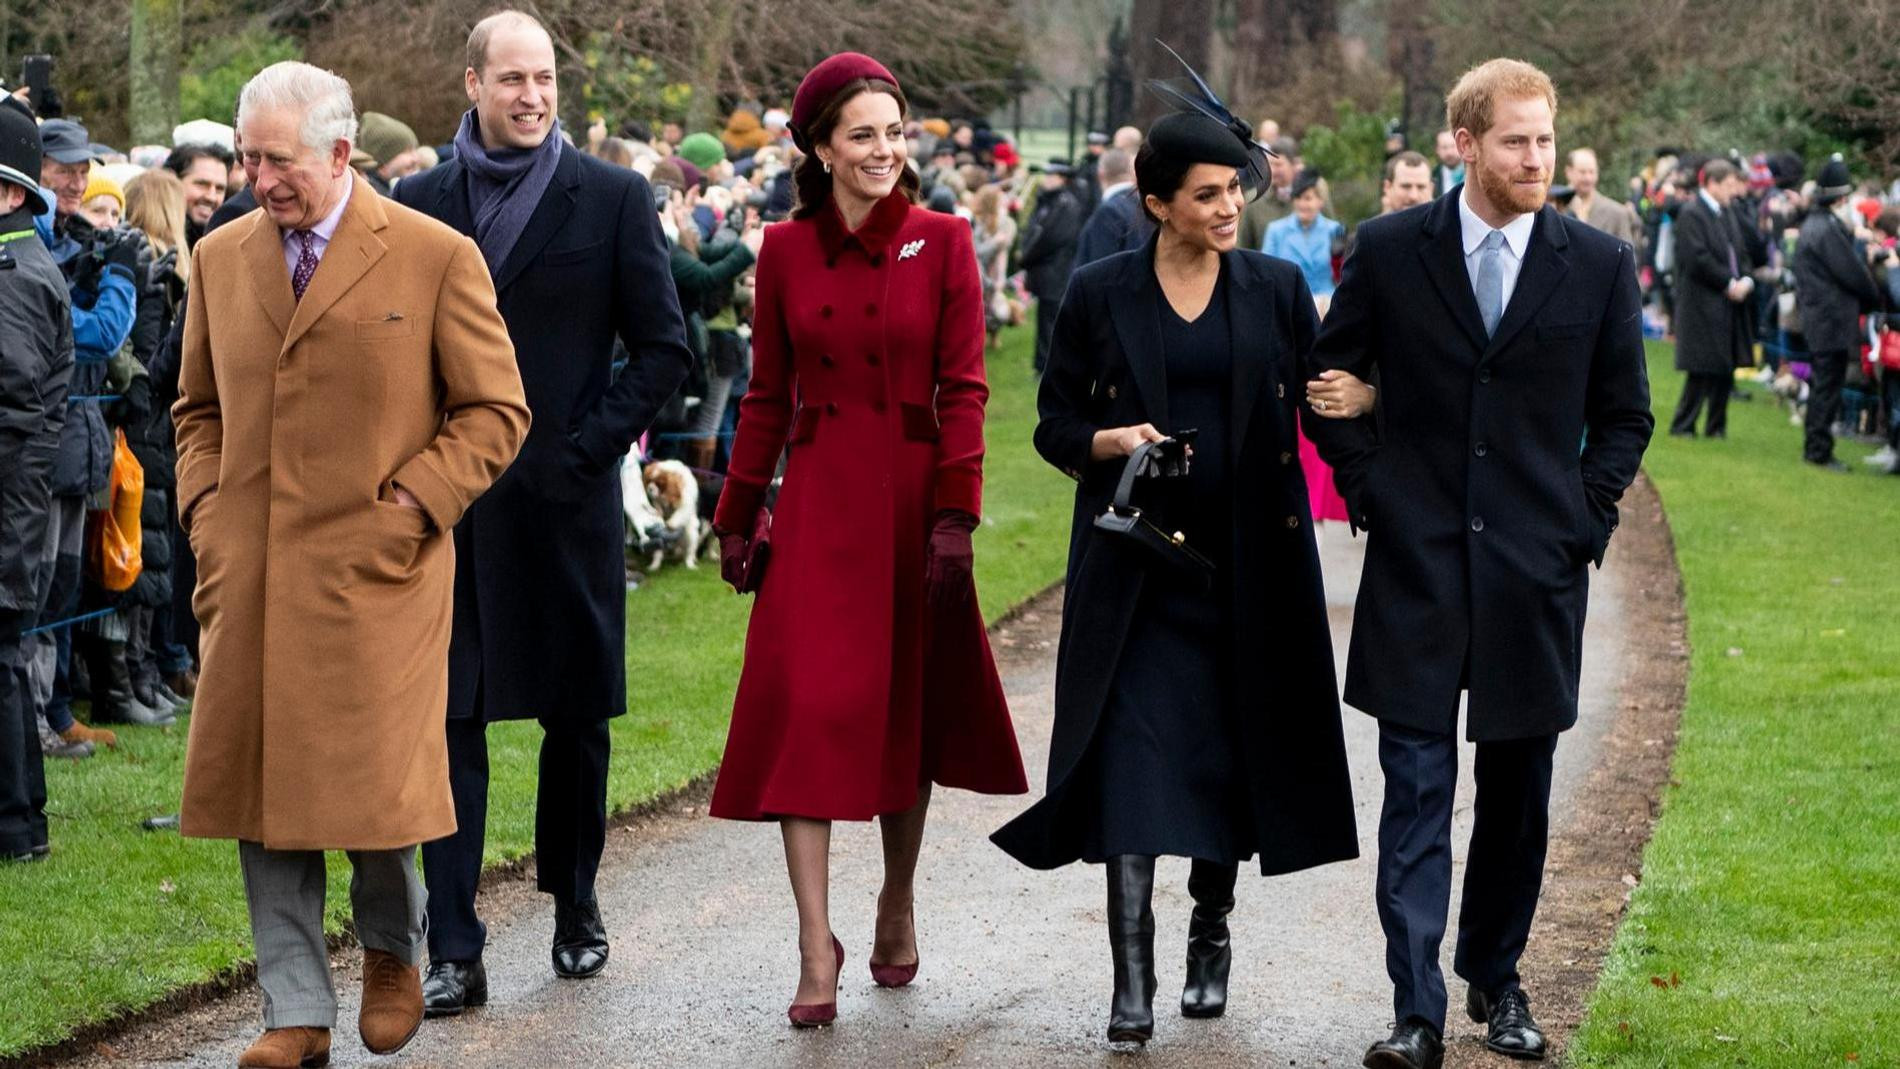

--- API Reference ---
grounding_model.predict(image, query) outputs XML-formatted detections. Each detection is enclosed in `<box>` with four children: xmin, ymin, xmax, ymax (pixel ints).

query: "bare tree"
<box><xmin>1127</xmin><ymin>0</ymin><xmax>1213</xmax><ymax>127</ymax></box>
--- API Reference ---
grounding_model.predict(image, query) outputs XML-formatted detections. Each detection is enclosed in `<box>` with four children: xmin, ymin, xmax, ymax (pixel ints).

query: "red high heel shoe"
<box><xmin>787</xmin><ymin>934</ymin><xmax>845</xmax><ymax>1028</ymax></box>
<box><xmin>868</xmin><ymin>906</ymin><xmax>919</xmax><ymax>988</ymax></box>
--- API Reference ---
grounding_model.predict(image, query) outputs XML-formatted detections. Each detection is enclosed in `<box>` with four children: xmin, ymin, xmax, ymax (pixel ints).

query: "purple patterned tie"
<box><xmin>290</xmin><ymin>230</ymin><xmax>319</xmax><ymax>301</ymax></box>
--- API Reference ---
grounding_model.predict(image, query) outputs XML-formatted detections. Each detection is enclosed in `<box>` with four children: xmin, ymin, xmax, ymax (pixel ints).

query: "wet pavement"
<box><xmin>66</xmin><ymin>529</ymin><xmax>1628</xmax><ymax>1068</ymax></box>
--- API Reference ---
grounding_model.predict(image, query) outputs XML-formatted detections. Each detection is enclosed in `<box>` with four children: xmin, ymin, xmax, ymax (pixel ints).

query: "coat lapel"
<box><xmin>238</xmin><ymin>209</ymin><xmax>296</xmax><ymax>340</ymax></box>
<box><xmin>1106</xmin><ymin>235</ymin><xmax>1168</xmax><ymax>423</ymax></box>
<box><xmin>1484</xmin><ymin>207</ymin><xmax>1571</xmax><ymax>358</ymax></box>
<box><xmin>282</xmin><ymin>173</ymin><xmax>390</xmax><ymax>353</ymax></box>
<box><xmin>1224</xmin><ymin>251</ymin><xmax>1275</xmax><ymax>461</ymax></box>
<box><xmin>490</xmin><ymin>147</ymin><xmax>581</xmax><ymax>293</ymax></box>
<box><xmin>1416</xmin><ymin>189</ymin><xmax>1490</xmax><ymax>356</ymax></box>
<box><xmin>433</xmin><ymin>160</ymin><xmax>476</xmax><ymax>236</ymax></box>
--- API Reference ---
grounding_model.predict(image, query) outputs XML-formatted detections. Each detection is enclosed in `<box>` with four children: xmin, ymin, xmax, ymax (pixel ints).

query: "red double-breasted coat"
<box><xmin>710</xmin><ymin>191</ymin><xmax>1027</xmax><ymax>820</ymax></box>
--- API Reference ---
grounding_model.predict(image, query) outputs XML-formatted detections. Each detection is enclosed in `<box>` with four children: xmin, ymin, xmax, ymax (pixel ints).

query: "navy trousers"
<box><xmin>421</xmin><ymin>715</ymin><xmax>611</xmax><ymax>962</ymax></box>
<box><xmin>1374</xmin><ymin>722</ymin><xmax>1557</xmax><ymax>1031</ymax></box>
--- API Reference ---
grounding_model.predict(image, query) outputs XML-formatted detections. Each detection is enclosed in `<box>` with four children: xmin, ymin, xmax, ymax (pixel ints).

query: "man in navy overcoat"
<box><xmin>1305</xmin><ymin>59</ymin><xmax>1653</xmax><ymax>1069</ymax></box>
<box><xmin>395</xmin><ymin>10</ymin><xmax>690</xmax><ymax>1013</ymax></box>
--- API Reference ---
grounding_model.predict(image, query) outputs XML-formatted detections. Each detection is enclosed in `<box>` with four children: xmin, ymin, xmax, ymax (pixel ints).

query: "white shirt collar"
<box><xmin>1101</xmin><ymin>180</ymin><xmax>1135</xmax><ymax>201</ymax></box>
<box><xmin>1698</xmin><ymin>188</ymin><xmax>1721</xmax><ymax>215</ymax></box>
<box><xmin>1458</xmin><ymin>185</ymin><xmax>1535</xmax><ymax>259</ymax></box>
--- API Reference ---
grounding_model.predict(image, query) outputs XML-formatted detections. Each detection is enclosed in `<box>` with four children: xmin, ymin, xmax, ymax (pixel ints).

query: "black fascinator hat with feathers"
<box><xmin>1144</xmin><ymin>41</ymin><xmax>1276</xmax><ymax>196</ymax></box>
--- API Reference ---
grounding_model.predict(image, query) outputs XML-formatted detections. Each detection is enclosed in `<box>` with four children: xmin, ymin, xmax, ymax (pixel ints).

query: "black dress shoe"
<box><xmin>1466</xmin><ymin>986</ymin><xmax>1547</xmax><ymax>1060</ymax></box>
<box><xmin>552</xmin><ymin>897</ymin><xmax>609</xmax><ymax>978</ymax></box>
<box><xmin>1364</xmin><ymin>1018</ymin><xmax>1444</xmax><ymax>1069</ymax></box>
<box><xmin>1105</xmin><ymin>855</ymin><xmax>1157</xmax><ymax>1044</ymax></box>
<box><xmin>422</xmin><ymin>959</ymin><xmax>488</xmax><ymax>1017</ymax></box>
<box><xmin>1180</xmin><ymin>859</ymin><xmax>1236</xmax><ymax>1019</ymax></box>
<box><xmin>1807</xmin><ymin>457</ymin><xmax>1852</xmax><ymax>473</ymax></box>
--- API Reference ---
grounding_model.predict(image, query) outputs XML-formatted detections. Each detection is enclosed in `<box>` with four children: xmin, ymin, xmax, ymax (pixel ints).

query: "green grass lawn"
<box><xmin>1570</xmin><ymin>345</ymin><xmax>1900</xmax><ymax>1066</ymax></box>
<box><xmin>0</xmin><ymin>325</ymin><xmax>1070</xmax><ymax>1059</ymax></box>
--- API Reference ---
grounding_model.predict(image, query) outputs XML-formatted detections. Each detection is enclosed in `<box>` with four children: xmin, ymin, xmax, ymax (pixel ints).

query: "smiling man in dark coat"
<box><xmin>1305</xmin><ymin>59</ymin><xmax>1652</xmax><ymax>1069</ymax></box>
<box><xmin>394</xmin><ymin>9</ymin><xmax>690</xmax><ymax>1014</ymax></box>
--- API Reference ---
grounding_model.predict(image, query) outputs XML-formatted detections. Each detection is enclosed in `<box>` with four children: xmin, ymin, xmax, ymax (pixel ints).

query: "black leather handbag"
<box><xmin>1092</xmin><ymin>440</ymin><xmax>1215</xmax><ymax>582</ymax></box>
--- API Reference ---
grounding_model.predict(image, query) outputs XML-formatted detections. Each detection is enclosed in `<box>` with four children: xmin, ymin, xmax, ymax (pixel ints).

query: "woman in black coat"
<box><xmin>991</xmin><ymin>112</ymin><xmax>1361</xmax><ymax>1045</ymax></box>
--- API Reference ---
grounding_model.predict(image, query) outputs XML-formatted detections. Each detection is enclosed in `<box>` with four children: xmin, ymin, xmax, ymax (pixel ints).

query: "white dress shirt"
<box><xmin>1458</xmin><ymin>185</ymin><xmax>1536</xmax><ymax>313</ymax></box>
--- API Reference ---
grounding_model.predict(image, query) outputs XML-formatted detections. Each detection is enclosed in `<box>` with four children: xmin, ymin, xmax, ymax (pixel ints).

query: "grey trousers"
<box><xmin>238</xmin><ymin>840</ymin><xmax>428</xmax><ymax>1029</ymax></box>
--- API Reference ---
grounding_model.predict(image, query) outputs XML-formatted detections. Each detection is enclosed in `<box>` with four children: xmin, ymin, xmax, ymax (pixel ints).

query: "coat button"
<box><xmin>1107</xmin><ymin>385</ymin><xmax>1118</xmax><ymax>399</ymax></box>
<box><xmin>1280</xmin><ymin>451</ymin><xmax>1293</xmax><ymax>465</ymax></box>
<box><xmin>825</xmin><ymin>402</ymin><xmax>839</xmax><ymax>416</ymax></box>
<box><xmin>867</xmin><ymin>353</ymin><xmax>881</xmax><ymax>366</ymax></box>
<box><xmin>1474</xmin><ymin>442</ymin><xmax>1488</xmax><ymax>457</ymax></box>
<box><xmin>1276</xmin><ymin>383</ymin><xmax>1286</xmax><ymax>398</ymax></box>
<box><xmin>1285</xmin><ymin>515</ymin><xmax>1300</xmax><ymax>529</ymax></box>
<box><xmin>865</xmin><ymin>302</ymin><xmax>878</xmax><ymax>316</ymax></box>
<box><xmin>1471</xmin><ymin>516</ymin><xmax>1485</xmax><ymax>532</ymax></box>
<box><xmin>870</xmin><ymin>254</ymin><xmax>884</xmax><ymax>267</ymax></box>
<box><xmin>826</xmin><ymin>258</ymin><xmax>837</xmax><ymax>269</ymax></box>
<box><xmin>820</xmin><ymin>354</ymin><xmax>835</xmax><ymax>368</ymax></box>
<box><xmin>872</xmin><ymin>399</ymin><xmax>888</xmax><ymax>413</ymax></box>
<box><xmin>1478</xmin><ymin>367</ymin><xmax>1492</xmax><ymax>383</ymax></box>
<box><xmin>820</xmin><ymin>305</ymin><xmax>833</xmax><ymax>318</ymax></box>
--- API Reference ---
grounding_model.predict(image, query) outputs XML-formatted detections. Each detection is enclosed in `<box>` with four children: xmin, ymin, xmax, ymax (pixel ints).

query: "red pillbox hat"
<box><xmin>790</xmin><ymin>52</ymin><xmax>899</xmax><ymax>153</ymax></box>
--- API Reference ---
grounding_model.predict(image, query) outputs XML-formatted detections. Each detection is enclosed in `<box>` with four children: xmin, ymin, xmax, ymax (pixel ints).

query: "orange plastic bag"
<box><xmin>87</xmin><ymin>428</ymin><xmax>144</xmax><ymax>591</ymax></box>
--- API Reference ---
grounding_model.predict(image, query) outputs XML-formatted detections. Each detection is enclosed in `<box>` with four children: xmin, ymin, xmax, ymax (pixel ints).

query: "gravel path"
<box><xmin>61</xmin><ymin>529</ymin><xmax>1631</xmax><ymax>1069</ymax></box>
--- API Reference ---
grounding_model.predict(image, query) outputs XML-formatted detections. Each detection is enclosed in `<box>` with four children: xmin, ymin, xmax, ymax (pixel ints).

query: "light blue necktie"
<box><xmin>1475</xmin><ymin>229</ymin><xmax>1505</xmax><ymax>337</ymax></box>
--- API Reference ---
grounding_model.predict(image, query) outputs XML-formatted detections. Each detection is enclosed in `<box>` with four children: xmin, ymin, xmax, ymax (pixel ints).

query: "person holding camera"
<box><xmin>1</xmin><ymin>94</ymin><xmax>76</xmax><ymax>862</ymax></box>
<box><xmin>658</xmin><ymin>179</ymin><xmax>763</xmax><ymax>471</ymax></box>
<box><xmin>393</xmin><ymin>10</ymin><xmax>691</xmax><ymax>1015</ymax></box>
<box><xmin>991</xmin><ymin>108</ymin><xmax>1361</xmax><ymax>1046</ymax></box>
<box><xmin>25</xmin><ymin>117</ymin><xmax>139</xmax><ymax>755</ymax></box>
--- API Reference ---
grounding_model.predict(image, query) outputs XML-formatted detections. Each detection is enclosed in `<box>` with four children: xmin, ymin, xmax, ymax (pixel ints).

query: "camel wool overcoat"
<box><xmin>174</xmin><ymin>174</ymin><xmax>530</xmax><ymax>850</ymax></box>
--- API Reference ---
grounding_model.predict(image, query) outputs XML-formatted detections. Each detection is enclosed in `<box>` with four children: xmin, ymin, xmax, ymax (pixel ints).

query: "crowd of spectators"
<box><xmin>6</xmin><ymin>63</ymin><xmax>1898</xmax><ymax>862</ymax></box>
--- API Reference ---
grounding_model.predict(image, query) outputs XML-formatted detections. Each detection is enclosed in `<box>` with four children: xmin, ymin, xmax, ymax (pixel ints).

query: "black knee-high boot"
<box><xmin>1181</xmin><ymin>858</ymin><xmax>1237</xmax><ymax>1018</ymax></box>
<box><xmin>1106</xmin><ymin>854</ymin><xmax>1157</xmax><ymax>1043</ymax></box>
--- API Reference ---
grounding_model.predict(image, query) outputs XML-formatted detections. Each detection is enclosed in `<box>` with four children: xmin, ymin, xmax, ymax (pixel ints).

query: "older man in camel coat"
<box><xmin>174</xmin><ymin>61</ymin><xmax>528</xmax><ymax>1068</ymax></box>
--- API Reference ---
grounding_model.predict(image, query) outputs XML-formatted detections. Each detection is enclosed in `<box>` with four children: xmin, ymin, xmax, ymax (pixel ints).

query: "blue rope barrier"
<box><xmin>22</xmin><ymin>607</ymin><xmax>116</xmax><ymax>637</ymax></box>
<box><xmin>651</xmin><ymin>431</ymin><xmax>736</xmax><ymax>442</ymax></box>
<box><xmin>69</xmin><ymin>394</ymin><xmax>123</xmax><ymax>403</ymax></box>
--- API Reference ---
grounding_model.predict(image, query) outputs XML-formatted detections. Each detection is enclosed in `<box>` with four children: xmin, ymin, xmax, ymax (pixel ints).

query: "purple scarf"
<box><xmin>452</xmin><ymin>108</ymin><xmax>564</xmax><ymax>274</ymax></box>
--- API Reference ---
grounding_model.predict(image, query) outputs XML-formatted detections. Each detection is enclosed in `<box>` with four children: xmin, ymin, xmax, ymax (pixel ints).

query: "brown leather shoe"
<box><xmin>359</xmin><ymin>948</ymin><xmax>424</xmax><ymax>1054</ymax></box>
<box><xmin>237</xmin><ymin>1027</ymin><xmax>330</xmax><ymax>1067</ymax></box>
<box><xmin>166</xmin><ymin>667</ymin><xmax>198</xmax><ymax>699</ymax></box>
<box><xmin>60</xmin><ymin>721</ymin><xmax>118</xmax><ymax>749</ymax></box>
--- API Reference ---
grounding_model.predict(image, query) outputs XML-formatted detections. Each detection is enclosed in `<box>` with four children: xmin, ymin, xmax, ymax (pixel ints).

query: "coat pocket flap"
<box><xmin>356</xmin><ymin>315</ymin><xmax>416</xmax><ymax>342</ymax></box>
<box><xmin>900</xmin><ymin>401</ymin><xmax>940</xmax><ymax>441</ymax></box>
<box><xmin>1537</xmin><ymin>320</ymin><xmax>1595</xmax><ymax>342</ymax></box>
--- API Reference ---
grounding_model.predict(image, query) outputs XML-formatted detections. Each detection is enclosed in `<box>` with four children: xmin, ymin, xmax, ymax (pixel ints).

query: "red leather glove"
<box><xmin>718</xmin><ymin>529</ymin><xmax>750</xmax><ymax>593</ymax></box>
<box><xmin>924</xmin><ymin>510</ymin><xmax>978</xmax><ymax>610</ymax></box>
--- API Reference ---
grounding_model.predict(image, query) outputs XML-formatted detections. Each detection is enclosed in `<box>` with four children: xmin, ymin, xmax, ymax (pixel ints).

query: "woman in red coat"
<box><xmin>710</xmin><ymin>52</ymin><xmax>1028</xmax><ymax>1028</ymax></box>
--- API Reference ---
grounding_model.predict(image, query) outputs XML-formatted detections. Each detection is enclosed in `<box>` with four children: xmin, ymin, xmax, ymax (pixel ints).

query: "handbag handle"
<box><xmin>1110</xmin><ymin>440</ymin><xmax>1159</xmax><ymax>513</ymax></box>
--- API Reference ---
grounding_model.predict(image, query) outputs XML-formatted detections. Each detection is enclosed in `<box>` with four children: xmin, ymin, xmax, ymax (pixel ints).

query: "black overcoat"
<box><xmin>1794</xmin><ymin>209</ymin><xmax>1881</xmax><ymax>354</ymax></box>
<box><xmin>395</xmin><ymin>148</ymin><xmax>691</xmax><ymax>723</ymax></box>
<box><xmin>1305</xmin><ymin>189</ymin><xmax>1653</xmax><ymax>742</ymax></box>
<box><xmin>991</xmin><ymin>238</ymin><xmax>1358</xmax><ymax>876</ymax></box>
<box><xmin>1072</xmin><ymin>188</ymin><xmax>1154</xmax><ymax>271</ymax></box>
<box><xmin>1671</xmin><ymin>196</ymin><xmax>1753</xmax><ymax>374</ymax></box>
<box><xmin>1018</xmin><ymin>187</ymin><xmax>1084</xmax><ymax>301</ymax></box>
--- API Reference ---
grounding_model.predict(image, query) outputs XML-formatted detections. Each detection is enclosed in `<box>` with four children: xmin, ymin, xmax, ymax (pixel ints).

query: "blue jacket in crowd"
<box><xmin>36</xmin><ymin>197</ymin><xmax>137</xmax><ymax>498</ymax></box>
<box><xmin>1263</xmin><ymin>213</ymin><xmax>1344</xmax><ymax>299</ymax></box>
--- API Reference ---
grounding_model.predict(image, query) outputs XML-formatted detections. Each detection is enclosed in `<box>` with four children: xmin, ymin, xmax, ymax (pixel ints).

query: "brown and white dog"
<box><xmin>621</xmin><ymin>444</ymin><xmax>712</xmax><ymax>572</ymax></box>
